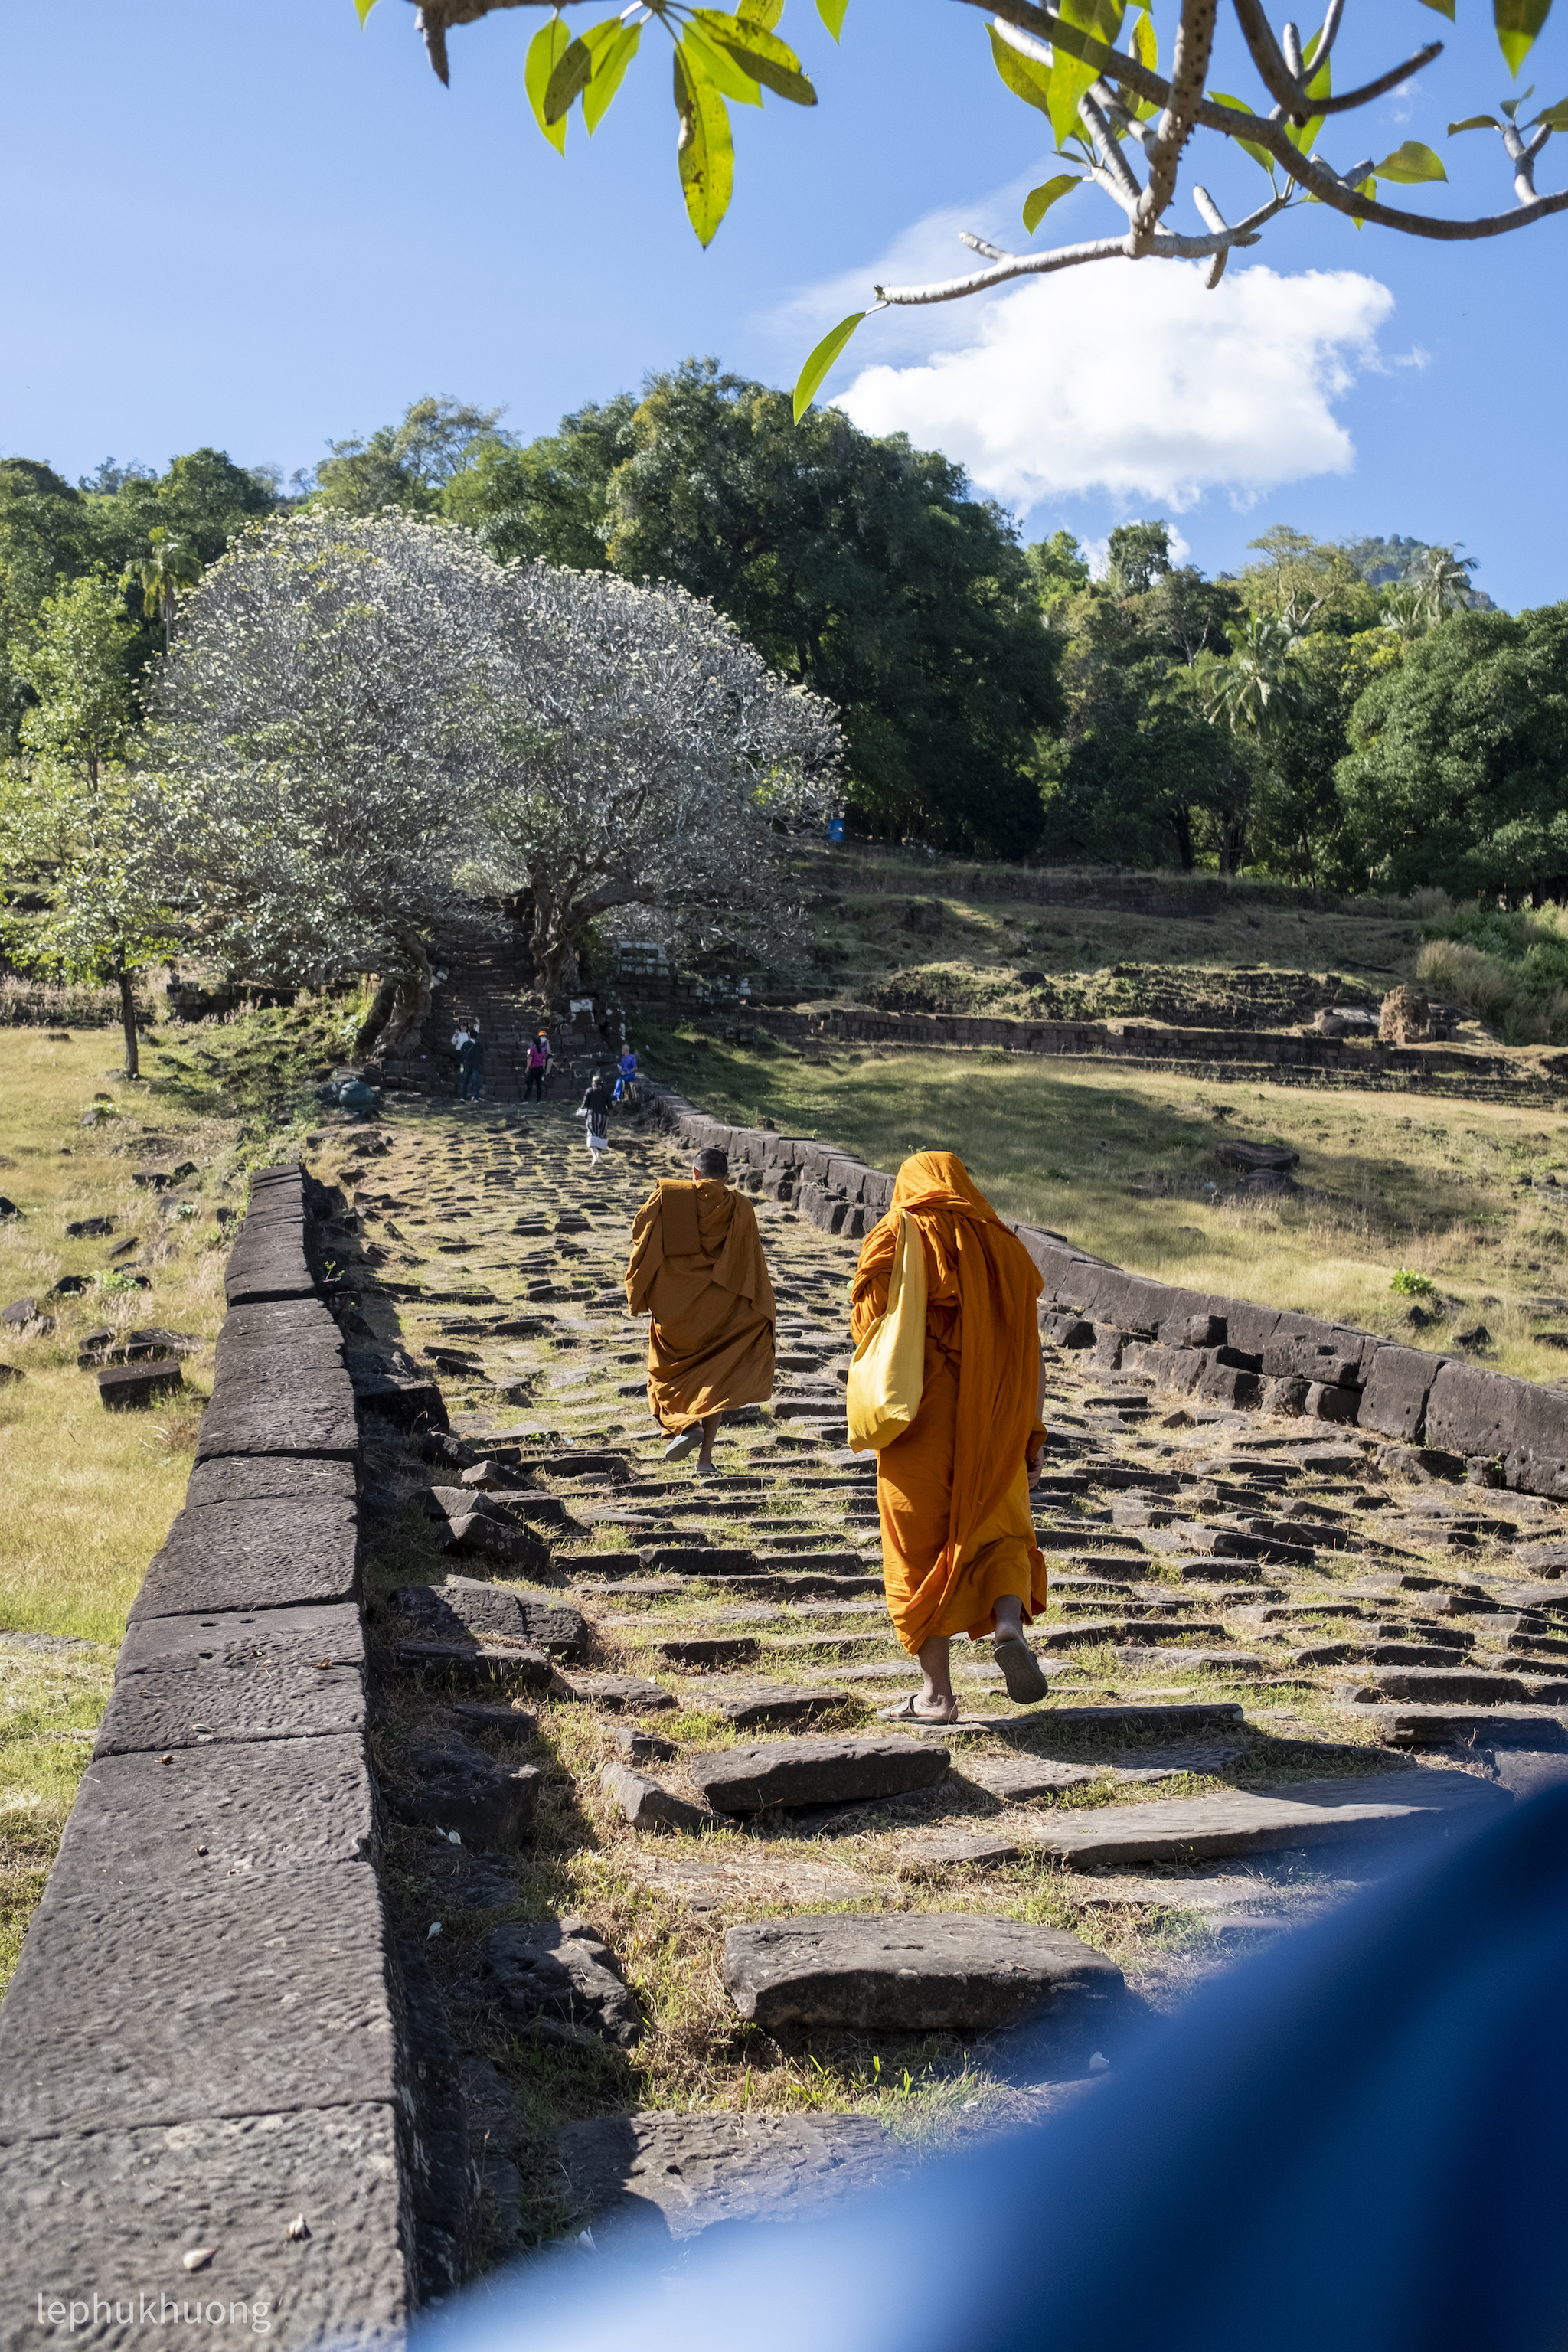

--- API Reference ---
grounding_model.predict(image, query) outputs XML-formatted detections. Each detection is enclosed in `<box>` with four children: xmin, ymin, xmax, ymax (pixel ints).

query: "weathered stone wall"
<box><xmin>0</xmin><ymin>1167</ymin><xmax>417</xmax><ymax>2352</ymax></box>
<box><xmin>645</xmin><ymin>1086</ymin><xmax>1568</xmax><ymax>1501</ymax></box>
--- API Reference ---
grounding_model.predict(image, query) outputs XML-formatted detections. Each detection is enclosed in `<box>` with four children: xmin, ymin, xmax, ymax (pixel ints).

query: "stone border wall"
<box><xmin>0</xmin><ymin>1167</ymin><xmax>418</xmax><ymax>2352</ymax></box>
<box><xmin>645</xmin><ymin>1086</ymin><xmax>1568</xmax><ymax>1500</ymax></box>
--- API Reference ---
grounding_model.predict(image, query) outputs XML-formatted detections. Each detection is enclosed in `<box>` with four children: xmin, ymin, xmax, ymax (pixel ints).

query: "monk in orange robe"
<box><xmin>851</xmin><ymin>1150</ymin><xmax>1050</xmax><ymax>1721</ymax></box>
<box><xmin>626</xmin><ymin>1146</ymin><xmax>776</xmax><ymax>1474</ymax></box>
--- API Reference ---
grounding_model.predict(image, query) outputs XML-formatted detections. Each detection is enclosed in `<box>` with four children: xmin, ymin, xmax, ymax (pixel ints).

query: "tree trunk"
<box><xmin>354</xmin><ymin>973</ymin><xmax>400</xmax><ymax>1059</ymax></box>
<box><xmin>117</xmin><ymin>969</ymin><xmax>140</xmax><ymax>1080</ymax></box>
<box><xmin>377</xmin><ymin>935</ymin><xmax>433</xmax><ymax>1058</ymax></box>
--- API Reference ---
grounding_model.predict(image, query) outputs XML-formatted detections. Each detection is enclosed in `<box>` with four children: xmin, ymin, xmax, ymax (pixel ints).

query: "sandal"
<box><xmin>992</xmin><ymin>1635</ymin><xmax>1049</xmax><ymax>1705</ymax></box>
<box><xmin>877</xmin><ymin>1692</ymin><xmax>960</xmax><ymax>1726</ymax></box>
<box><xmin>663</xmin><ymin>1429</ymin><xmax>702</xmax><ymax>1462</ymax></box>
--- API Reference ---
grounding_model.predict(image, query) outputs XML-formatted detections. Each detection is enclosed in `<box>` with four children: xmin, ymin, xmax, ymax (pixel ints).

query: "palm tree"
<box><xmin>127</xmin><ymin>528</ymin><xmax>202</xmax><ymax>651</ymax></box>
<box><xmin>1194</xmin><ymin>612</ymin><xmax>1305</xmax><ymax>740</ymax></box>
<box><xmin>1379</xmin><ymin>583</ymin><xmax>1430</xmax><ymax>648</ymax></box>
<box><xmin>1411</xmin><ymin>544</ymin><xmax>1478</xmax><ymax>626</ymax></box>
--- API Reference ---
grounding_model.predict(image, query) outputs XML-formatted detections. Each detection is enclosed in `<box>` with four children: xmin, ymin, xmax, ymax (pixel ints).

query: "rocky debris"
<box><xmin>611</xmin><ymin>1725</ymin><xmax>678</xmax><ymax>1764</ymax></box>
<box><xmin>443</xmin><ymin>1702</ymin><xmax>538</xmax><ymax>1744</ymax></box>
<box><xmin>554</xmin><ymin>1672</ymin><xmax>675</xmax><ymax>1711</ymax></box>
<box><xmin>723</xmin><ymin>1913</ymin><xmax>1127</xmax><ymax>2034</ymax></box>
<box><xmin>599</xmin><ymin>1762</ymin><xmax>714</xmax><ymax>1834</ymax></box>
<box><xmin>394</xmin><ymin>1579</ymin><xmax>585</xmax><ymax>1658</ymax></box>
<box><xmin>1379</xmin><ymin>985</ymin><xmax>1430</xmax><ymax>1044</ymax></box>
<box><xmin>555</xmin><ymin>2110</ymin><xmax>913</xmax><ymax>2243</ymax></box>
<box><xmin>384</xmin><ymin>1735</ymin><xmax>541</xmax><ymax>1849</ymax></box>
<box><xmin>1214</xmin><ymin>1139</ymin><xmax>1300</xmax><ymax>1174</ymax></box>
<box><xmin>64</xmin><ymin>1215</ymin><xmax>115</xmax><ymax>1238</ymax></box>
<box><xmin>689</xmin><ymin>1735</ymin><xmax>949</xmax><ymax>1815</ymax></box>
<box><xmin>97</xmin><ymin>1361</ymin><xmax>185</xmax><ymax>1410</ymax></box>
<box><xmin>481</xmin><ymin>1918</ymin><xmax>642</xmax><ymax>2048</ymax></box>
<box><xmin>1025</xmin><ymin>1772</ymin><xmax>1506</xmax><ymax>1869</ymax></box>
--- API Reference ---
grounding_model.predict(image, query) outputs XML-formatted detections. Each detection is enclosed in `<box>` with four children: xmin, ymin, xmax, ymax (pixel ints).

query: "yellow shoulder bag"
<box><xmin>845</xmin><ymin>1210</ymin><xmax>929</xmax><ymax>1452</ymax></box>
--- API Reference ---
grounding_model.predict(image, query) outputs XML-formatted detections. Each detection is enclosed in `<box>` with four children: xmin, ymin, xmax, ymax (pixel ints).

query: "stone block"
<box><xmin>58</xmin><ymin>1736</ymin><xmax>375</xmax><ymax>1891</ymax></box>
<box><xmin>185</xmin><ymin>1456</ymin><xmax>357</xmax><ymax>1511</ymax></box>
<box><xmin>96</xmin><ymin>1605</ymin><xmax>366</xmax><ymax>1758</ymax></box>
<box><xmin>130</xmin><ymin>1498</ymin><xmax>359</xmax><ymax>1622</ymax></box>
<box><xmin>1125</xmin><ymin>1341</ymin><xmax>1204</xmax><ymax>1395</ymax></box>
<box><xmin>723</xmin><ymin>1913</ymin><xmax>1125</xmax><ymax>2034</ymax></box>
<box><xmin>0</xmin><ymin>1863</ymin><xmax>396</xmax><ymax>2142</ymax></box>
<box><xmin>554</xmin><ymin>2110</ymin><xmax>912</xmax><ymax>2243</ymax></box>
<box><xmin>1517</xmin><ymin>1541</ymin><xmax>1568</xmax><ymax>1576</ymax></box>
<box><xmin>97</xmin><ymin>1362</ymin><xmax>184</xmax><ymax>1411</ymax></box>
<box><xmin>0</xmin><ymin>2104</ymin><xmax>411</xmax><ymax>2350</ymax></box>
<box><xmin>688</xmin><ymin>1735</ymin><xmax>948</xmax><ymax>1814</ymax></box>
<box><xmin>353</xmin><ymin>1376</ymin><xmax>449</xmax><ymax>1433</ymax></box>
<box><xmin>1354</xmin><ymin>1664</ymin><xmax>1541</xmax><ymax>1704</ymax></box>
<box><xmin>599</xmin><ymin>1762</ymin><xmax>714</xmax><ymax>1833</ymax></box>
<box><xmin>384</xmin><ymin>1736</ymin><xmax>541</xmax><ymax>1849</ymax></box>
<box><xmin>1426</xmin><ymin>1361</ymin><xmax>1568</xmax><ymax>1498</ymax></box>
<box><xmin>395</xmin><ymin>1640</ymin><xmax>553</xmax><ymax>1694</ymax></box>
<box><xmin>1357</xmin><ymin>1344</ymin><xmax>1447</xmax><ymax>1444</ymax></box>
<box><xmin>554</xmin><ymin>1673</ymin><xmax>675</xmax><ymax>1711</ymax></box>
<box><xmin>439</xmin><ymin>1511</ymin><xmax>551</xmax><ymax>1577</ymax></box>
<box><xmin>1305</xmin><ymin>1380</ymin><xmax>1361</xmax><ymax>1425</ymax></box>
<box><xmin>1195</xmin><ymin>1361</ymin><xmax>1263</xmax><ymax>1410</ymax></box>
<box><xmin>481</xmin><ymin>1918</ymin><xmax>641</xmax><ymax>2049</ymax></box>
<box><xmin>694</xmin><ymin>1685</ymin><xmax>853</xmax><ymax>1730</ymax></box>
<box><xmin>394</xmin><ymin>1579</ymin><xmax>583</xmax><ymax>1657</ymax></box>
<box><xmin>213</xmin><ymin>1335</ymin><xmax>346</xmax><ymax>1386</ymax></box>
<box><xmin>1029</xmin><ymin>1772</ymin><xmax>1504</xmax><ymax>1870</ymax></box>
<box><xmin>196</xmin><ymin>1375</ymin><xmax>359</xmax><ymax>1463</ymax></box>
<box><xmin>1261</xmin><ymin>1375</ymin><xmax>1310</xmax><ymax>1416</ymax></box>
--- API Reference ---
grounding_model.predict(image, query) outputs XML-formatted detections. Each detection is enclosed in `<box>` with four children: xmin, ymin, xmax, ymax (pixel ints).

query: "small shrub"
<box><xmin>1390</xmin><ymin>1268</ymin><xmax>1436</xmax><ymax>1298</ymax></box>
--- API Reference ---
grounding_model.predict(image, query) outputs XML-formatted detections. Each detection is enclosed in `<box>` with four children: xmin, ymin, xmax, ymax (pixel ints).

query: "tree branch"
<box><xmin>875</xmin><ymin>197</ymin><xmax>1286</xmax><ymax>309</ymax></box>
<box><xmin>1132</xmin><ymin>0</ymin><xmax>1217</xmax><ymax>250</ymax></box>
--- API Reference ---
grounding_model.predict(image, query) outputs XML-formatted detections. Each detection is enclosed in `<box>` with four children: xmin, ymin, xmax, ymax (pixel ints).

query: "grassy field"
<box><xmin>637</xmin><ymin>1021</ymin><xmax>1568</xmax><ymax>1381</ymax></box>
<box><xmin>0</xmin><ymin>1003</ymin><xmax>352</xmax><ymax>1989</ymax></box>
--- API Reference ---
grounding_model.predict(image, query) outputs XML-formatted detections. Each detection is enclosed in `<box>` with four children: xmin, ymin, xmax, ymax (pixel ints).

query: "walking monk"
<box><xmin>626</xmin><ymin>1146</ymin><xmax>776</xmax><ymax>1474</ymax></box>
<box><xmin>851</xmin><ymin>1150</ymin><xmax>1050</xmax><ymax>1722</ymax></box>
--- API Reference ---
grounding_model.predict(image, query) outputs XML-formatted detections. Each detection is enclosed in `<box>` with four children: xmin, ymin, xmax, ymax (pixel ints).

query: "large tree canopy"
<box><xmin>446</xmin><ymin>361</ymin><xmax>1062</xmax><ymax>858</ymax></box>
<box><xmin>1334</xmin><ymin>606</ymin><xmax>1568</xmax><ymax>904</ymax></box>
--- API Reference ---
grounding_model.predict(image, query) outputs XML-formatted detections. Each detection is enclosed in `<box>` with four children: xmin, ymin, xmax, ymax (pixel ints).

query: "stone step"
<box><xmin>689</xmin><ymin>1734</ymin><xmax>948</xmax><ymax>1814</ymax></box>
<box><xmin>1341</xmin><ymin>1702</ymin><xmax>1568</xmax><ymax>1746</ymax></box>
<box><xmin>1345</xmin><ymin>1664</ymin><xmax>1568</xmax><ymax>1704</ymax></box>
<box><xmin>1022</xmin><ymin>1770</ymin><xmax>1506</xmax><ymax>1870</ymax></box>
<box><xmin>722</xmin><ymin>1913</ymin><xmax>1127</xmax><ymax>2034</ymax></box>
<box><xmin>554</xmin><ymin>2111</ymin><xmax>913</xmax><ymax>2243</ymax></box>
<box><xmin>681</xmin><ymin>1684</ymin><xmax>854</xmax><ymax>1730</ymax></box>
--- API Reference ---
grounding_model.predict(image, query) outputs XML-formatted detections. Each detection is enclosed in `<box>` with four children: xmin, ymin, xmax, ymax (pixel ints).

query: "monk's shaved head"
<box><xmin>693</xmin><ymin>1148</ymin><xmax>729</xmax><ymax>1180</ymax></box>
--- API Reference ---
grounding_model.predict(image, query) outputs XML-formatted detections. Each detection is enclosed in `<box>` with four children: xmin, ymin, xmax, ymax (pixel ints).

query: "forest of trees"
<box><xmin>2</xmin><ymin>370</ymin><xmax>1565</xmax><ymax>1055</ymax></box>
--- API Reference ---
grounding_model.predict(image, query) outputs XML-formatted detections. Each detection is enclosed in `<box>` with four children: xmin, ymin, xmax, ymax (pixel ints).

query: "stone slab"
<box><xmin>1352</xmin><ymin>1664</ymin><xmax>1548</xmax><ymax>1704</ymax></box>
<box><xmin>219</xmin><ymin>1298</ymin><xmax>339</xmax><ymax>1348</ymax></box>
<box><xmin>384</xmin><ymin>1738</ymin><xmax>541</xmax><ymax>1850</ymax></box>
<box><xmin>553</xmin><ymin>1673</ymin><xmax>675</xmax><ymax>1711</ymax></box>
<box><xmin>211</xmin><ymin>1337</ymin><xmax>347</xmax><ymax>1387</ymax></box>
<box><xmin>1027</xmin><ymin>1772</ymin><xmax>1505</xmax><ymax>1870</ymax></box>
<box><xmin>480</xmin><ymin>1918</ymin><xmax>641</xmax><ymax>2050</ymax></box>
<box><xmin>723</xmin><ymin>1913</ymin><xmax>1125</xmax><ymax>2033</ymax></box>
<box><xmin>1358</xmin><ymin>1344</ymin><xmax>1448</xmax><ymax>1445</ymax></box>
<box><xmin>97</xmin><ymin>1363</ymin><xmax>185</xmax><ymax>1410</ymax></box>
<box><xmin>130</xmin><ymin>1499</ymin><xmax>359</xmax><ymax>1622</ymax></box>
<box><xmin>599</xmin><ymin>1762</ymin><xmax>714</xmax><ymax>1834</ymax></box>
<box><xmin>395</xmin><ymin>1639</ymin><xmax>553</xmax><ymax>1693</ymax></box>
<box><xmin>1341</xmin><ymin>1703</ymin><xmax>1568</xmax><ymax>1747</ymax></box>
<box><xmin>57</xmin><ymin>1736</ymin><xmax>374</xmax><ymax>1890</ymax></box>
<box><xmin>394</xmin><ymin>1579</ymin><xmax>585</xmax><ymax>1658</ymax></box>
<box><xmin>689</xmin><ymin>1684</ymin><xmax>854</xmax><ymax>1729</ymax></box>
<box><xmin>184</xmin><ymin>1456</ymin><xmax>357</xmax><ymax>1511</ymax></box>
<box><xmin>689</xmin><ymin>1736</ymin><xmax>949</xmax><ymax>1814</ymax></box>
<box><xmin>96</xmin><ymin>1606</ymin><xmax>366</xmax><ymax>1757</ymax></box>
<box><xmin>0</xmin><ymin>1863</ymin><xmax>395</xmax><ymax>2143</ymax></box>
<box><xmin>554</xmin><ymin>2110</ymin><xmax>913</xmax><ymax>2243</ymax></box>
<box><xmin>1112</xmin><ymin>1647</ymin><xmax>1262</xmax><ymax>1674</ymax></box>
<box><xmin>1028</xmin><ymin>1703</ymin><xmax>1246</xmax><ymax>1737</ymax></box>
<box><xmin>196</xmin><ymin>1377</ymin><xmax>359</xmax><ymax>1463</ymax></box>
<box><xmin>0</xmin><ymin>2102</ymin><xmax>410</xmax><ymax>2351</ymax></box>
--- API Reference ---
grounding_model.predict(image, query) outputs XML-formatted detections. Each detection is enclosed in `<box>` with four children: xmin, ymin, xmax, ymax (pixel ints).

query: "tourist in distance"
<box><xmin>625</xmin><ymin>1146</ymin><xmax>776</xmax><ymax>1475</ymax></box>
<box><xmin>523</xmin><ymin>1030</ymin><xmax>551</xmax><ymax>1104</ymax></box>
<box><xmin>614</xmin><ymin>1042</ymin><xmax>639</xmax><ymax>1102</ymax></box>
<box><xmin>580</xmin><ymin>1067</ymin><xmax>614</xmax><ymax>1170</ymax></box>
<box><xmin>851</xmin><ymin>1149</ymin><xmax>1049</xmax><ymax>1723</ymax></box>
<box><xmin>459</xmin><ymin>1024</ymin><xmax>485</xmax><ymax>1102</ymax></box>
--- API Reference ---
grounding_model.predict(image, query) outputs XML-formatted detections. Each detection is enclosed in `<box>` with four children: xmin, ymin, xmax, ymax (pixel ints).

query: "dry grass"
<box><xmin>640</xmin><ymin>1025</ymin><xmax>1568</xmax><ymax>1381</ymax></box>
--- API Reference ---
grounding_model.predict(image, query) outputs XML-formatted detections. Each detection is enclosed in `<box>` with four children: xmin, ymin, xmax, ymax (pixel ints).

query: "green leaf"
<box><xmin>1022</xmin><ymin>173</ymin><xmax>1083</xmax><ymax>233</ymax></box>
<box><xmin>1496</xmin><ymin>0</ymin><xmax>1552</xmax><ymax>77</ymax></box>
<box><xmin>681</xmin><ymin>16</ymin><xmax>763</xmax><ymax>106</ymax></box>
<box><xmin>1527</xmin><ymin>94</ymin><xmax>1568</xmax><ymax>127</ymax></box>
<box><xmin>739</xmin><ymin>0</ymin><xmax>785</xmax><ymax>24</ymax></box>
<box><xmin>1208</xmin><ymin>92</ymin><xmax>1277</xmax><ymax>176</ymax></box>
<box><xmin>793</xmin><ymin>312</ymin><xmax>865</xmax><ymax>423</ymax></box>
<box><xmin>1129</xmin><ymin>7</ymin><xmax>1159</xmax><ymax>116</ymax></box>
<box><xmin>1449</xmin><ymin>113</ymin><xmax>1503</xmax><ymax>131</ymax></box>
<box><xmin>1374</xmin><ymin>139</ymin><xmax>1447</xmax><ymax>182</ymax></box>
<box><xmin>1050</xmin><ymin>0</ymin><xmax>1125</xmax><ymax>149</ymax></box>
<box><xmin>1417</xmin><ymin>0</ymin><xmax>1455</xmax><ymax>16</ymax></box>
<box><xmin>543</xmin><ymin>34</ymin><xmax>595</xmax><ymax>124</ymax></box>
<box><xmin>815</xmin><ymin>0</ymin><xmax>849</xmax><ymax>38</ymax></box>
<box><xmin>526</xmin><ymin>16</ymin><xmax>572</xmax><ymax>154</ymax></box>
<box><xmin>1284</xmin><ymin>26</ymin><xmax>1331</xmax><ymax>154</ymax></box>
<box><xmin>583</xmin><ymin>18</ymin><xmax>642</xmax><ymax>133</ymax></box>
<box><xmin>694</xmin><ymin>11</ymin><xmax>818</xmax><ymax>103</ymax></box>
<box><xmin>988</xmin><ymin>21</ymin><xmax>1054</xmax><ymax>116</ymax></box>
<box><xmin>352</xmin><ymin>0</ymin><xmax>379</xmax><ymax>23</ymax></box>
<box><xmin>674</xmin><ymin>43</ymin><xmax>734</xmax><ymax>245</ymax></box>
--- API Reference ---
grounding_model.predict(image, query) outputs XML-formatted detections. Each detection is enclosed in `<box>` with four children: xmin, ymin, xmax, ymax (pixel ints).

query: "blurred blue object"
<box><xmin>826</xmin><ymin>816</ymin><xmax>845</xmax><ymax>844</ymax></box>
<box><xmin>418</xmin><ymin>1788</ymin><xmax>1568</xmax><ymax>2352</ymax></box>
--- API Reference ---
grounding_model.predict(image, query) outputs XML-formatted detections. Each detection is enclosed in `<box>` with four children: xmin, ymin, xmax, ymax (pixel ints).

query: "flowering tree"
<box><xmin>481</xmin><ymin>561</ymin><xmax>842</xmax><ymax>991</ymax></box>
<box><xmin>151</xmin><ymin>513</ymin><xmax>502</xmax><ymax>1054</ymax></box>
<box><xmin>151</xmin><ymin>513</ymin><xmax>840</xmax><ymax>1026</ymax></box>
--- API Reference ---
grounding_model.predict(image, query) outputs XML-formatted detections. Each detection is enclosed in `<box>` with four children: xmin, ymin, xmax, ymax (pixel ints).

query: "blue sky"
<box><xmin>4</xmin><ymin>1</ymin><xmax>1563</xmax><ymax>605</ymax></box>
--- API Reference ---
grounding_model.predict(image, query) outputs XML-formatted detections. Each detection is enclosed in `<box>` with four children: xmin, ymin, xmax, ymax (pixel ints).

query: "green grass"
<box><xmin>635</xmin><ymin>1021</ymin><xmax>1568</xmax><ymax>1380</ymax></box>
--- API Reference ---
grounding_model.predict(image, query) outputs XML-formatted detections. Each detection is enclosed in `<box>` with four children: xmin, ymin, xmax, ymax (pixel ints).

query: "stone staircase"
<box><xmin>382</xmin><ymin>927</ymin><xmax>622</xmax><ymax>1106</ymax></box>
<box><xmin>337</xmin><ymin>1096</ymin><xmax>1559</xmax><ymax>2265</ymax></box>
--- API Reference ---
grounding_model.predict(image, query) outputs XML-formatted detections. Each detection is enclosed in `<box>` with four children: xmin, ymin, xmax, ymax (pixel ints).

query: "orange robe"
<box><xmin>626</xmin><ymin>1178</ymin><xmax>776</xmax><ymax>1432</ymax></box>
<box><xmin>851</xmin><ymin>1152</ymin><xmax>1048</xmax><ymax>1654</ymax></box>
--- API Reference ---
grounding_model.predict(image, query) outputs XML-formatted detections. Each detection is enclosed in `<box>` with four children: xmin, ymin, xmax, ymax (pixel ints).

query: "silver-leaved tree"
<box><xmin>152</xmin><ymin>514</ymin><xmax>840</xmax><ymax>1032</ymax></box>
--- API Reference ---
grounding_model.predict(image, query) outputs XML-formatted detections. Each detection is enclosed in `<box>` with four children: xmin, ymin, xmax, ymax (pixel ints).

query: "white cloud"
<box><xmin>825</xmin><ymin>253</ymin><xmax>1395</xmax><ymax>515</ymax></box>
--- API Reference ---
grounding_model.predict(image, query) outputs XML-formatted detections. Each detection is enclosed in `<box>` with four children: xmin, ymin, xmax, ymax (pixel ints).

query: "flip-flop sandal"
<box><xmin>877</xmin><ymin>1693</ymin><xmax>959</xmax><ymax>1725</ymax></box>
<box><xmin>992</xmin><ymin>1636</ymin><xmax>1049</xmax><ymax>1705</ymax></box>
<box><xmin>663</xmin><ymin>1429</ymin><xmax>702</xmax><ymax>1462</ymax></box>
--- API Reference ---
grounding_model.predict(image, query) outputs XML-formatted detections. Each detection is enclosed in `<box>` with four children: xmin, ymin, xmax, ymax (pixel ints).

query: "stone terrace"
<box><xmin>338</xmin><ymin>1090</ymin><xmax>1563</xmax><ymax>2268</ymax></box>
